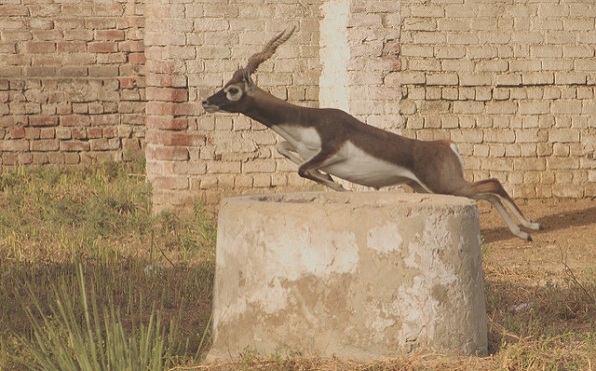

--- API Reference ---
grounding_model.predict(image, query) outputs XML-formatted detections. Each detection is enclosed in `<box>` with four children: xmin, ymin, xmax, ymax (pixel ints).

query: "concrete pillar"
<box><xmin>207</xmin><ymin>192</ymin><xmax>488</xmax><ymax>361</ymax></box>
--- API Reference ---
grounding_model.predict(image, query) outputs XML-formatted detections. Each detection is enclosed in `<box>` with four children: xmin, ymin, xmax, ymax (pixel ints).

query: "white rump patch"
<box><xmin>450</xmin><ymin>142</ymin><xmax>465</xmax><ymax>170</ymax></box>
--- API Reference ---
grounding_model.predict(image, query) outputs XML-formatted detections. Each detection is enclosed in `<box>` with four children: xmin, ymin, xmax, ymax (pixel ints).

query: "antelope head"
<box><xmin>202</xmin><ymin>27</ymin><xmax>296</xmax><ymax>114</ymax></box>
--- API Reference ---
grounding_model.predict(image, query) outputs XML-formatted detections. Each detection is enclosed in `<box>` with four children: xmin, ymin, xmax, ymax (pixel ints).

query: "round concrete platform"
<box><xmin>207</xmin><ymin>192</ymin><xmax>487</xmax><ymax>362</ymax></box>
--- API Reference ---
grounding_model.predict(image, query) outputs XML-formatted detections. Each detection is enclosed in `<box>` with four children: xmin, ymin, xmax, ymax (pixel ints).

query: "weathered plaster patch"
<box><xmin>367</xmin><ymin>222</ymin><xmax>404</xmax><ymax>255</ymax></box>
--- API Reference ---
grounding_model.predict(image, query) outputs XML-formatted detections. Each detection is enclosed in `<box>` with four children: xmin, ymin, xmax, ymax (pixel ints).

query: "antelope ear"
<box><xmin>243</xmin><ymin>69</ymin><xmax>255</xmax><ymax>91</ymax></box>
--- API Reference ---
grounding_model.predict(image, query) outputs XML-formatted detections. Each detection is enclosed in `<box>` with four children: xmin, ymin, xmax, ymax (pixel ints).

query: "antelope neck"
<box><xmin>243</xmin><ymin>89</ymin><xmax>309</xmax><ymax>129</ymax></box>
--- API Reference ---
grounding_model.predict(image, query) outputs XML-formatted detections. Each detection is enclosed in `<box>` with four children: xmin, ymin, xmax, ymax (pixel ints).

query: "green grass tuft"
<box><xmin>0</xmin><ymin>162</ymin><xmax>216</xmax><ymax>370</ymax></box>
<box><xmin>18</xmin><ymin>263</ymin><xmax>180</xmax><ymax>371</ymax></box>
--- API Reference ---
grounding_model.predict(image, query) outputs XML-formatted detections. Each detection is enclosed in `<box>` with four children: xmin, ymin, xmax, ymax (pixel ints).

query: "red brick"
<box><xmin>88</xmin><ymin>103</ymin><xmax>103</xmax><ymax>114</ymax></box>
<box><xmin>71</xmin><ymin>128</ymin><xmax>86</xmax><ymax>139</ymax></box>
<box><xmin>95</xmin><ymin>29</ymin><xmax>125</xmax><ymax>41</ymax></box>
<box><xmin>1</xmin><ymin>31</ymin><xmax>30</xmax><ymax>42</ymax></box>
<box><xmin>2</xmin><ymin>153</ymin><xmax>18</xmax><ymax>165</ymax></box>
<box><xmin>88</xmin><ymin>66</ymin><xmax>119</xmax><ymax>77</ymax></box>
<box><xmin>54</xmin><ymin>18</ymin><xmax>83</xmax><ymax>30</ymax></box>
<box><xmin>102</xmin><ymin>127</ymin><xmax>118</xmax><ymax>138</ymax></box>
<box><xmin>0</xmin><ymin>42</ymin><xmax>16</xmax><ymax>53</ymax></box>
<box><xmin>87</xmin><ymin>127</ymin><xmax>103</xmax><ymax>138</ymax></box>
<box><xmin>25</xmin><ymin>128</ymin><xmax>40</xmax><ymax>139</ymax></box>
<box><xmin>146</xmin><ymin>101</ymin><xmax>195</xmax><ymax>116</ymax></box>
<box><xmin>61</xmin><ymin>115</ymin><xmax>90</xmax><ymax>127</ymax></box>
<box><xmin>28</xmin><ymin>4</ymin><xmax>60</xmax><ymax>17</ymax></box>
<box><xmin>63</xmin><ymin>30</ymin><xmax>94</xmax><ymax>41</ymax></box>
<box><xmin>64</xmin><ymin>152</ymin><xmax>80</xmax><ymax>164</ymax></box>
<box><xmin>146</xmin><ymin>87</ymin><xmax>188</xmax><ymax>102</ymax></box>
<box><xmin>146</xmin><ymin>131</ymin><xmax>205</xmax><ymax>147</ymax></box>
<box><xmin>150</xmin><ymin>176</ymin><xmax>189</xmax><ymax>190</ymax></box>
<box><xmin>31</xmin><ymin>153</ymin><xmax>49</xmax><ymax>165</ymax></box>
<box><xmin>32</xmin><ymin>30</ymin><xmax>62</xmax><ymax>41</ymax></box>
<box><xmin>47</xmin><ymin>152</ymin><xmax>65</xmax><ymax>164</ymax></box>
<box><xmin>72</xmin><ymin>104</ymin><xmax>88</xmax><ymax>114</ymax></box>
<box><xmin>119</xmin><ymin>40</ymin><xmax>144</xmax><ymax>52</ymax></box>
<box><xmin>119</xmin><ymin>77</ymin><xmax>137</xmax><ymax>89</ymax></box>
<box><xmin>62</xmin><ymin>54</ymin><xmax>95</xmax><ymax>66</ymax></box>
<box><xmin>0</xmin><ymin>5</ymin><xmax>29</xmax><ymax>16</ymax></box>
<box><xmin>30</xmin><ymin>116</ymin><xmax>58</xmax><ymax>127</ymax></box>
<box><xmin>39</xmin><ymin>128</ymin><xmax>55</xmax><ymax>139</ymax></box>
<box><xmin>9</xmin><ymin>127</ymin><xmax>25</xmax><ymax>139</ymax></box>
<box><xmin>30</xmin><ymin>139</ymin><xmax>59</xmax><ymax>152</ymax></box>
<box><xmin>55</xmin><ymin>127</ymin><xmax>71</xmax><ymax>139</ymax></box>
<box><xmin>145</xmin><ymin>73</ymin><xmax>188</xmax><ymax>88</ymax></box>
<box><xmin>94</xmin><ymin>3</ymin><xmax>124</xmax><ymax>17</ymax></box>
<box><xmin>90</xmin><ymin>138</ymin><xmax>120</xmax><ymax>151</ymax></box>
<box><xmin>28</xmin><ymin>19</ymin><xmax>55</xmax><ymax>31</ymax></box>
<box><xmin>0</xmin><ymin>139</ymin><xmax>29</xmax><ymax>152</ymax></box>
<box><xmin>89</xmin><ymin>114</ymin><xmax>118</xmax><ymax>126</ymax></box>
<box><xmin>60</xmin><ymin>4</ymin><xmax>93</xmax><ymax>15</ymax></box>
<box><xmin>146</xmin><ymin>116</ymin><xmax>189</xmax><ymax>130</ymax></box>
<box><xmin>146</xmin><ymin>146</ymin><xmax>189</xmax><ymax>161</ymax></box>
<box><xmin>128</xmin><ymin>52</ymin><xmax>146</xmax><ymax>65</ymax></box>
<box><xmin>61</xmin><ymin>141</ymin><xmax>90</xmax><ymax>152</ymax></box>
<box><xmin>25</xmin><ymin>41</ymin><xmax>56</xmax><ymax>54</ymax></box>
<box><xmin>56</xmin><ymin>103</ymin><xmax>73</xmax><ymax>115</ymax></box>
<box><xmin>26</xmin><ymin>67</ymin><xmax>57</xmax><ymax>77</ymax></box>
<box><xmin>56</xmin><ymin>41</ymin><xmax>87</xmax><ymax>53</ymax></box>
<box><xmin>17</xmin><ymin>153</ymin><xmax>33</xmax><ymax>165</ymax></box>
<box><xmin>123</xmin><ymin>138</ymin><xmax>141</xmax><ymax>151</ymax></box>
<box><xmin>88</xmin><ymin>42</ymin><xmax>118</xmax><ymax>53</ymax></box>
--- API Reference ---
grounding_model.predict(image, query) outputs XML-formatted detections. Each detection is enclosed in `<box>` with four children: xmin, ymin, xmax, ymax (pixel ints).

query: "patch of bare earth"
<box><xmin>479</xmin><ymin>197</ymin><xmax>596</xmax><ymax>356</ymax></box>
<box><xmin>480</xmin><ymin>197</ymin><xmax>596</xmax><ymax>280</ymax></box>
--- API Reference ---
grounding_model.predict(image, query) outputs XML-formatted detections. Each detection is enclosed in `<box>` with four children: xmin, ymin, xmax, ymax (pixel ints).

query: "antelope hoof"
<box><xmin>524</xmin><ymin>220</ymin><xmax>543</xmax><ymax>231</ymax></box>
<box><xmin>514</xmin><ymin>229</ymin><xmax>532</xmax><ymax>241</ymax></box>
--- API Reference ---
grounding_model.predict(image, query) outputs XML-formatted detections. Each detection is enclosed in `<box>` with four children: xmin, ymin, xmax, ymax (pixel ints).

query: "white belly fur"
<box><xmin>322</xmin><ymin>141</ymin><xmax>428</xmax><ymax>190</ymax></box>
<box><xmin>270</xmin><ymin>127</ymin><xmax>428</xmax><ymax>190</ymax></box>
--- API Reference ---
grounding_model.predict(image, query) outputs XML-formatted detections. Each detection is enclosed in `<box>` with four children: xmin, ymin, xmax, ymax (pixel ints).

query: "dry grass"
<box><xmin>0</xmin><ymin>162</ymin><xmax>215</xmax><ymax>370</ymax></box>
<box><xmin>1</xmin><ymin>162</ymin><xmax>595</xmax><ymax>370</ymax></box>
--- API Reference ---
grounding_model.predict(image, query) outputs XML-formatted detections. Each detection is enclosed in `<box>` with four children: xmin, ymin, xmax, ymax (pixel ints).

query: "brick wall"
<box><xmin>0</xmin><ymin>0</ymin><xmax>145</xmax><ymax>169</ymax></box>
<box><xmin>399</xmin><ymin>0</ymin><xmax>596</xmax><ymax>199</ymax></box>
<box><xmin>2</xmin><ymin>0</ymin><xmax>593</xmax><ymax>211</ymax></box>
<box><xmin>145</xmin><ymin>0</ymin><xmax>407</xmax><ymax>211</ymax></box>
<box><xmin>145</xmin><ymin>0</ymin><xmax>323</xmax><ymax>212</ymax></box>
<box><xmin>146</xmin><ymin>0</ymin><xmax>595</xmax><ymax>212</ymax></box>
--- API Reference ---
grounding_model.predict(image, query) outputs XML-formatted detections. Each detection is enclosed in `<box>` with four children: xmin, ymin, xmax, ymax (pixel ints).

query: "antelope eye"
<box><xmin>225</xmin><ymin>85</ymin><xmax>243</xmax><ymax>101</ymax></box>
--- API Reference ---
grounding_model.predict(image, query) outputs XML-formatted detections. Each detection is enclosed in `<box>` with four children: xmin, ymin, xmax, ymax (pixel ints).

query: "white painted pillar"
<box><xmin>319</xmin><ymin>0</ymin><xmax>351</xmax><ymax>111</ymax></box>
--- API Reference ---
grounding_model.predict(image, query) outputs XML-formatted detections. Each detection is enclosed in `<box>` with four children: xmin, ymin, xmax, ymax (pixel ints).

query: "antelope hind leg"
<box><xmin>500</xmin><ymin>197</ymin><xmax>543</xmax><ymax>231</ymax></box>
<box><xmin>474</xmin><ymin>193</ymin><xmax>534</xmax><ymax>241</ymax></box>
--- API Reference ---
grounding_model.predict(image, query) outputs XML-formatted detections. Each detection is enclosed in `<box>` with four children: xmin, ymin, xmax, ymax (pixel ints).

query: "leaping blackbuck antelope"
<box><xmin>202</xmin><ymin>28</ymin><xmax>544</xmax><ymax>241</ymax></box>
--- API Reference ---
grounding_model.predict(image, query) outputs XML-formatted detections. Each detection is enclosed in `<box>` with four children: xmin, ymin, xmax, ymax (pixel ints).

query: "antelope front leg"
<box><xmin>276</xmin><ymin>141</ymin><xmax>304</xmax><ymax>166</ymax></box>
<box><xmin>277</xmin><ymin>141</ymin><xmax>345</xmax><ymax>191</ymax></box>
<box><xmin>296</xmin><ymin>149</ymin><xmax>347</xmax><ymax>192</ymax></box>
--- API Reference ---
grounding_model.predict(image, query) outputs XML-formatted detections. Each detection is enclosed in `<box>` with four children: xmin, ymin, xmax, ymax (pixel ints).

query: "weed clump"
<box><xmin>0</xmin><ymin>162</ymin><xmax>215</xmax><ymax>369</ymax></box>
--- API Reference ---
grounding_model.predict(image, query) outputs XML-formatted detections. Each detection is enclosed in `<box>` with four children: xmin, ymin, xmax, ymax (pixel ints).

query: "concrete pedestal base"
<box><xmin>207</xmin><ymin>192</ymin><xmax>487</xmax><ymax>362</ymax></box>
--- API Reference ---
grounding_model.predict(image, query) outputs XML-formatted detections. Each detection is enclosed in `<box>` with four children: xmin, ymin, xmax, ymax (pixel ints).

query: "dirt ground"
<box><xmin>478</xmin><ymin>197</ymin><xmax>596</xmax><ymax>276</ymax></box>
<box><xmin>474</xmin><ymin>196</ymin><xmax>596</xmax><ymax>356</ymax></box>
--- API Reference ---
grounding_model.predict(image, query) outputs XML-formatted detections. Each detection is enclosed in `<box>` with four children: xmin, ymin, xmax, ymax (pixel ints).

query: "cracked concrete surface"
<box><xmin>207</xmin><ymin>192</ymin><xmax>487</xmax><ymax>362</ymax></box>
